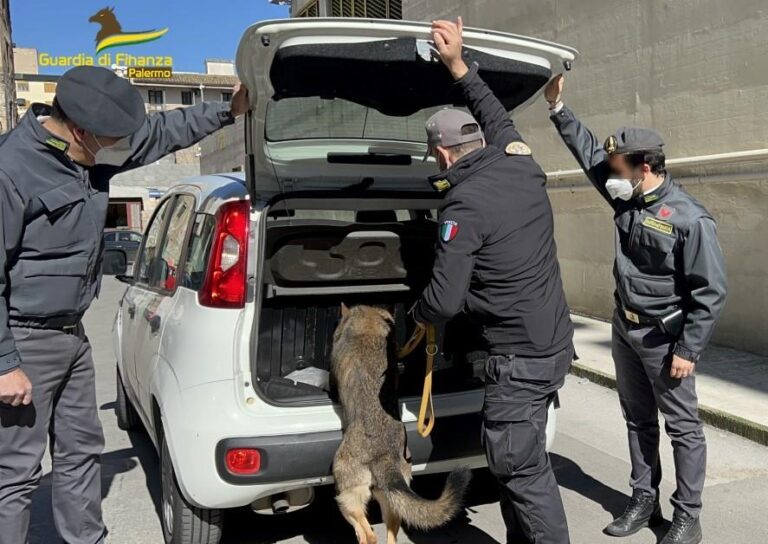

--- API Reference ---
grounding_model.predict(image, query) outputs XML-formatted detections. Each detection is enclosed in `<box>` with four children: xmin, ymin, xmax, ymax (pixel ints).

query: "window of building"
<box><xmin>148</xmin><ymin>90</ymin><xmax>165</xmax><ymax>105</ymax></box>
<box><xmin>181</xmin><ymin>90</ymin><xmax>194</xmax><ymax>106</ymax></box>
<box><xmin>297</xmin><ymin>0</ymin><xmax>319</xmax><ymax>17</ymax></box>
<box><xmin>221</xmin><ymin>91</ymin><xmax>233</xmax><ymax>102</ymax></box>
<box><xmin>330</xmin><ymin>0</ymin><xmax>401</xmax><ymax>18</ymax></box>
<box><xmin>43</xmin><ymin>82</ymin><xmax>56</xmax><ymax>93</ymax></box>
<box><xmin>16</xmin><ymin>81</ymin><xmax>29</xmax><ymax>92</ymax></box>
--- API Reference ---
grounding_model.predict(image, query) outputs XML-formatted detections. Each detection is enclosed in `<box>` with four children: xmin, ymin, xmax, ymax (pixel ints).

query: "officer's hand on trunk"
<box><xmin>545</xmin><ymin>74</ymin><xmax>564</xmax><ymax>105</ymax></box>
<box><xmin>670</xmin><ymin>355</ymin><xmax>695</xmax><ymax>379</ymax></box>
<box><xmin>0</xmin><ymin>368</ymin><xmax>33</xmax><ymax>407</ymax></box>
<box><xmin>229</xmin><ymin>83</ymin><xmax>250</xmax><ymax>117</ymax></box>
<box><xmin>432</xmin><ymin>17</ymin><xmax>469</xmax><ymax>80</ymax></box>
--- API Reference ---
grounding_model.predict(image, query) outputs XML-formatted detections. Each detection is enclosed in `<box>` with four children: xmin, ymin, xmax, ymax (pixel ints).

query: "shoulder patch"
<box><xmin>440</xmin><ymin>220</ymin><xmax>460</xmax><ymax>242</ymax></box>
<box><xmin>642</xmin><ymin>216</ymin><xmax>674</xmax><ymax>236</ymax></box>
<box><xmin>45</xmin><ymin>136</ymin><xmax>68</xmax><ymax>153</ymax></box>
<box><xmin>657</xmin><ymin>204</ymin><xmax>675</xmax><ymax>219</ymax></box>
<box><xmin>643</xmin><ymin>193</ymin><xmax>660</xmax><ymax>204</ymax></box>
<box><xmin>505</xmin><ymin>141</ymin><xmax>532</xmax><ymax>156</ymax></box>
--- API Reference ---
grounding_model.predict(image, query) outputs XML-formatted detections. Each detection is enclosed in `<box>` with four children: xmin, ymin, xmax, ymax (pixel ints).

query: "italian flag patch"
<box><xmin>440</xmin><ymin>220</ymin><xmax>460</xmax><ymax>242</ymax></box>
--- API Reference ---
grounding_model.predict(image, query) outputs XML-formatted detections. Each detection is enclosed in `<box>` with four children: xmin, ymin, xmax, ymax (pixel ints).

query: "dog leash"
<box><xmin>396</xmin><ymin>323</ymin><xmax>436</xmax><ymax>438</ymax></box>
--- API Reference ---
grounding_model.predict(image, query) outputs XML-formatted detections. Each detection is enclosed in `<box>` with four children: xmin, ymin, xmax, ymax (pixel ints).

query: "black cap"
<box><xmin>604</xmin><ymin>126</ymin><xmax>665</xmax><ymax>155</ymax></box>
<box><xmin>56</xmin><ymin>66</ymin><xmax>145</xmax><ymax>138</ymax></box>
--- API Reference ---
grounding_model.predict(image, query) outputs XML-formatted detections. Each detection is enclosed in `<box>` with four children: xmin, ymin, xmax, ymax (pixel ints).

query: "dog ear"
<box><xmin>377</xmin><ymin>308</ymin><xmax>395</xmax><ymax>324</ymax></box>
<box><xmin>340</xmin><ymin>302</ymin><xmax>350</xmax><ymax>318</ymax></box>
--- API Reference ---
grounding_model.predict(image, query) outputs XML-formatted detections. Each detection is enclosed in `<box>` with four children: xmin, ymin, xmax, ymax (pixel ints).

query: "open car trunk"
<box><xmin>253</xmin><ymin>200</ymin><xmax>487</xmax><ymax>404</ymax></box>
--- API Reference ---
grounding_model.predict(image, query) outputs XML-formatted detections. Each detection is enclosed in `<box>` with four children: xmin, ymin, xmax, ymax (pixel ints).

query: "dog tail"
<box><xmin>381</xmin><ymin>467</ymin><xmax>471</xmax><ymax>530</ymax></box>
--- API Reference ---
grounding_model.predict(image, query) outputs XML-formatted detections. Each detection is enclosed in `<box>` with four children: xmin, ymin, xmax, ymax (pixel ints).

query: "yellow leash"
<box><xmin>396</xmin><ymin>323</ymin><xmax>437</xmax><ymax>438</ymax></box>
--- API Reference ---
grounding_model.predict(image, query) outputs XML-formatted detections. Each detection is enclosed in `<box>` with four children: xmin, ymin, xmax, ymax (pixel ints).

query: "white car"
<box><xmin>111</xmin><ymin>18</ymin><xmax>577</xmax><ymax>544</ymax></box>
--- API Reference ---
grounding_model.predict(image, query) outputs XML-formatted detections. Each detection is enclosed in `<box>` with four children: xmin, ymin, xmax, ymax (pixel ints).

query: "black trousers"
<box><xmin>482</xmin><ymin>345</ymin><xmax>573</xmax><ymax>544</ymax></box>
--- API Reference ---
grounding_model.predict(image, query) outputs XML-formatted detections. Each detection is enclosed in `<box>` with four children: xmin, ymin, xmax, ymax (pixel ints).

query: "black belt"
<box><xmin>10</xmin><ymin>314</ymin><xmax>83</xmax><ymax>330</ymax></box>
<box><xmin>618</xmin><ymin>305</ymin><xmax>659</xmax><ymax>326</ymax></box>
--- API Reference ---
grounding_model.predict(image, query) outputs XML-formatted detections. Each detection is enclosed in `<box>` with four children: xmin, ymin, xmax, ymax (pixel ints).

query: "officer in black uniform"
<box><xmin>545</xmin><ymin>74</ymin><xmax>727</xmax><ymax>544</ymax></box>
<box><xmin>0</xmin><ymin>66</ymin><xmax>249</xmax><ymax>544</ymax></box>
<box><xmin>413</xmin><ymin>19</ymin><xmax>574</xmax><ymax>544</ymax></box>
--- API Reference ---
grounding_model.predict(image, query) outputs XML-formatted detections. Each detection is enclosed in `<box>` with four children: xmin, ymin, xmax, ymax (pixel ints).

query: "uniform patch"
<box><xmin>657</xmin><ymin>204</ymin><xmax>675</xmax><ymax>219</ymax></box>
<box><xmin>643</xmin><ymin>193</ymin><xmax>660</xmax><ymax>204</ymax></box>
<box><xmin>45</xmin><ymin>136</ymin><xmax>68</xmax><ymax>152</ymax></box>
<box><xmin>642</xmin><ymin>216</ymin><xmax>674</xmax><ymax>235</ymax></box>
<box><xmin>432</xmin><ymin>179</ymin><xmax>451</xmax><ymax>192</ymax></box>
<box><xmin>505</xmin><ymin>141</ymin><xmax>532</xmax><ymax>156</ymax></box>
<box><xmin>440</xmin><ymin>220</ymin><xmax>460</xmax><ymax>242</ymax></box>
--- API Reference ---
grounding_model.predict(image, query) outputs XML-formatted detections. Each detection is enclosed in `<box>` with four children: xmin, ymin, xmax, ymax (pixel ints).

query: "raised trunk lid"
<box><xmin>235</xmin><ymin>18</ymin><xmax>577</xmax><ymax>199</ymax></box>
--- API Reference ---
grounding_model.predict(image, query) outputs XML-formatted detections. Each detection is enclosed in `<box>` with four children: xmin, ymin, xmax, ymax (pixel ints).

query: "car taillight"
<box><xmin>225</xmin><ymin>448</ymin><xmax>261</xmax><ymax>475</ymax></box>
<box><xmin>199</xmin><ymin>200</ymin><xmax>249</xmax><ymax>308</ymax></box>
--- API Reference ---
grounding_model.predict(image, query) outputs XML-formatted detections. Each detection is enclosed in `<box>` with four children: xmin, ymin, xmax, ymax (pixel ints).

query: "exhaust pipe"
<box><xmin>271</xmin><ymin>494</ymin><xmax>290</xmax><ymax>514</ymax></box>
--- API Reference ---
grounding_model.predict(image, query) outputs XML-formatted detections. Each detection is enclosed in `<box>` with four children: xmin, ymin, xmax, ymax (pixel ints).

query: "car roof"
<box><xmin>167</xmin><ymin>173</ymin><xmax>250</xmax><ymax>213</ymax></box>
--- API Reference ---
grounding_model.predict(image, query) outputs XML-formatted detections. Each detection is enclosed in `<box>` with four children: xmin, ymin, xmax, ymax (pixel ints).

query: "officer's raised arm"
<box><xmin>120</xmin><ymin>84</ymin><xmax>250</xmax><ymax>170</ymax></box>
<box><xmin>545</xmin><ymin>75</ymin><xmax>614</xmax><ymax>205</ymax></box>
<box><xmin>674</xmin><ymin>217</ymin><xmax>728</xmax><ymax>363</ymax></box>
<box><xmin>413</xmin><ymin>198</ymin><xmax>484</xmax><ymax>324</ymax></box>
<box><xmin>431</xmin><ymin>19</ymin><xmax>523</xmax><ymax>148</ymax></box>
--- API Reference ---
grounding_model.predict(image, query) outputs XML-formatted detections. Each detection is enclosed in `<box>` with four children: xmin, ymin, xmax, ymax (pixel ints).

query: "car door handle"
<box><xmin>149</xmin><ymin>315</ymin><xmax>161</xmax><ymax>334</ymax></box>
<box><xmin>127</xmin><ymin>302</ymin><xmax>136</xmax><ymax>319</ymax></box>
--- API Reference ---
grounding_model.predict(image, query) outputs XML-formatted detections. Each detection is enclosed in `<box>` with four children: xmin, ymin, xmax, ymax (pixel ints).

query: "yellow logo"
<box><xmin>642</xmin><ymin>216</ymin><xmax>674</xmax><ymax>236</ymax></box>
<box><xmin>89</xmin><ymin>7</ymin><xmax>169</xmax><ymax>54</ymax></box>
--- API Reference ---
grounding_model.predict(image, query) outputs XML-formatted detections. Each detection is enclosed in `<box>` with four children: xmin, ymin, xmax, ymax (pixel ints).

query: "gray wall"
<box><xmin>403</xmin><ymin>0</ymin><xmax>768</xmax><ymax>355</ymax></box>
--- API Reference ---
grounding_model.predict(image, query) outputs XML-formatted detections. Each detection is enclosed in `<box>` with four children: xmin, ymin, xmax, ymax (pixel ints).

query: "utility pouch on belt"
<box><xmin>659</xmin><ymin>308</ymin><xmax>684</xmax><ymax>337</ymax></box>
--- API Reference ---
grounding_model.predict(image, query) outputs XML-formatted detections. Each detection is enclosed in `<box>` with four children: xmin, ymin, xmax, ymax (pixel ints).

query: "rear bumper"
<box><xmin>215</xmin><ymin>412</ymin><xmax>484</xmax><ymax>485</ymax></box>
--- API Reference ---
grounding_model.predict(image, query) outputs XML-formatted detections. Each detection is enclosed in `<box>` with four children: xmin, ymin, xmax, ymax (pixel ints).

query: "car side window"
<box><xmin>118</xmin><ymin>232</ymin><xmax>132</xmax><ymax>242</ymax></box>
<box><xmin>103</xmin><ymin>232</ymin><xmax>116</xmax><ymax>242</ymax></box>
<box><xmin>129</xmin><ymin>233</ymin><xmax>143</xmax><ymax>243</ymax></box>
<box><xmin>136</xmin><ymin>197</ymin><xmax>175</xmax><ymax>286</ymax></box>
<box><xmin>181</xmin><ymin>213</ymin><xmax>216</xmax><ymax>291</ymax></box>
<box><xmin>153</xmin><ymin>195</ymin><xmax>196</xmax><ymax>292</ymax></box>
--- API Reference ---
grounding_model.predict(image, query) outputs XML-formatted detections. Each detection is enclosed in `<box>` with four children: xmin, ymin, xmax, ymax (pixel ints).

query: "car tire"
<box><xmin>115</xmin><ymin>367</ymin><xmax>140</xmax><ymax>431</ymax></box>
<box><xmin>161</xmin><ymin>437</ymin><xmax>223</xmax><ymax>544</ymax></box>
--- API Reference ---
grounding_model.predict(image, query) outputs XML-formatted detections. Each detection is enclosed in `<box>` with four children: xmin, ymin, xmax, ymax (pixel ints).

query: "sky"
<box><xmin>10</xmin><ymin>0</ymin><xmax>290</xmax><ymax>74</ymax></box>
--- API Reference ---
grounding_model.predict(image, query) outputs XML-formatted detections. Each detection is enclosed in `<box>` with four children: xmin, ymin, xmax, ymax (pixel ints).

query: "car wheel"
<box><xmin>115</xmin><ymin>367</ymin><xmax>140</xmax><ymax>431</ymax></box>
<box><xmin>161</xmin><ymin>437</ymin><xmax>223</xmax><ymax>544</ymax></box>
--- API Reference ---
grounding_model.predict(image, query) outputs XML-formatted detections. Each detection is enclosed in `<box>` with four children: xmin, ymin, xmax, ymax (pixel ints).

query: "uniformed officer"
<box><xmin>545</xmin><ymin>74</ymin><xmax>727</xmax><ymax>544</ymax></box>
<box><xmin>413</xmin><ymin>19</ymin><xmax>574</xmax><ymax>544</ymax></box>
<box><xmin>0</xmin><ymin>66</ymin><xmax>249</xmax><ymax>544</ymax></box>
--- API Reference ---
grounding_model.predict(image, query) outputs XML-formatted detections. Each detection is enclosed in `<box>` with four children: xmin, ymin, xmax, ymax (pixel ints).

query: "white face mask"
<box><xmin>605</xmin><ymin>178</ymin><xmax>642</xmax><ymax>201</ymax></box>
<box><xmin>82</xmin><ymin>134</ymin><xmax>133</xmax><ymax>166</ymax></box>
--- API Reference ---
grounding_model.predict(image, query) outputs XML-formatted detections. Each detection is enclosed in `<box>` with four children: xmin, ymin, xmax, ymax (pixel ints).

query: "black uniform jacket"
<box><xmin>414</xmin><ymin>64</ymin><xmax>574</xmax><ymax>358</ymax></box>
<box><xmin>551</xmin><ymin>105</ymin><xmax>727</xmax><ymax>362</ymax></box>
<box><xmin>0</xmin><ymin>101</ymin><xmax>234</xmax><ymax>374</ymax></box>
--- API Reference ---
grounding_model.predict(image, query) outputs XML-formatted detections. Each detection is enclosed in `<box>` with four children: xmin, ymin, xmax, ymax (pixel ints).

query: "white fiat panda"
<box><xmin>112</xmin><ymin>18</ymin><xmax>577</xmax><ymax>544</ymax></box>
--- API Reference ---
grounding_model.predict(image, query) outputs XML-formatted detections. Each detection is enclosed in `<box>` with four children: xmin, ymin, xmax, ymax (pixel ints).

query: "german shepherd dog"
<box><xmin>331</xmin><ymin>304</ymin><xmax>470</xmax><ymax>544</ymax></box>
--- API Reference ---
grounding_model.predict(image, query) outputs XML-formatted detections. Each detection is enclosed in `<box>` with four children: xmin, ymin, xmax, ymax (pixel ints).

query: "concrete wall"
<box><xmin>403</xmin><ymin>0</ymin><xmax>768</xmax><ymax>355</ymax></box>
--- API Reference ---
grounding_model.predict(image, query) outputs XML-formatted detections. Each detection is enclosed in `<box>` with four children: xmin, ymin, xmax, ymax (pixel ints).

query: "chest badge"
<box><xmin>432</xmin><ymin>179</ymin><xmax>451</xmax><ymax>192</ymax></box>
<box><xmin>657</xmin><ymin>204</ymin><xmax>675</xmax><ymax>219</ymax></box>
<box><xmin>505</xmin><ymin>141</ymin><xmax>532</xmax><ymax>156</ymax></box>
<box><xmin>643</xmin><ymin>216</ymin><xmax>674</xmax><ymax>236</ymax></box>
<box><xmin>440</xmin><ymin>220</ymin><xmax>460</xmax><ymax>242</ymax></box>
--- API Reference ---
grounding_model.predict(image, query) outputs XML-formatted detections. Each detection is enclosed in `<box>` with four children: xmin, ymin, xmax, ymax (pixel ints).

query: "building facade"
<box><xmin>0</xmin><ymin>0</ymin><xmax>15</xmax><ymax>133</ymax></box>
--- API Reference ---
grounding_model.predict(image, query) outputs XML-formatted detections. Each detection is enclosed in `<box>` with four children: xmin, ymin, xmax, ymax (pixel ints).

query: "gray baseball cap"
<box><xmin>424</xmin><ymin>108</ymin><xmax>484</xmax><ymax>161</ymax></box>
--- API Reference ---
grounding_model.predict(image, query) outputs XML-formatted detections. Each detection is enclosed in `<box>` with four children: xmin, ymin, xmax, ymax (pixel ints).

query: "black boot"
<box><xmin>660</xmin><ymin>511</ymin><xmax>703</xmax><ymax>544</ymax></box>
<box><xmin>604</xmin><ymin>490</ymin><xmax>663</xmax><ymax>537</ymax></box>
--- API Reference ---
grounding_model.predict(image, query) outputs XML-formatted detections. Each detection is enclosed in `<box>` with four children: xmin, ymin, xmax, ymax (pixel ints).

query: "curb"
<box><xmin>570</xmin><ymin>363</ymin><xmax>768</xmax><ymax>447</ymax></box>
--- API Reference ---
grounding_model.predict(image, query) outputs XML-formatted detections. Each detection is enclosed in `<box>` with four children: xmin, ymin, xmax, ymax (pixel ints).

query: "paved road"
<box><xmin>27</xmin><ymin>277</ymin><xmax>768</xmax><ymax>543</ymax></box>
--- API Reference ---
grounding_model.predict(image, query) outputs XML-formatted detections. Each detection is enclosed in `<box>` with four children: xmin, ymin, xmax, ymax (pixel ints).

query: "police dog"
<box><xmin>331</xmin><ymin>304</ymin><xmax>470</xmax><ymax>544</ymax></box>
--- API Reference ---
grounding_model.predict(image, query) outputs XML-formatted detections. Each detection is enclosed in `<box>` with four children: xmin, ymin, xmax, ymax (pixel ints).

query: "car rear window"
<box><xmin>266</xmin><ymin>97</ymin><xmax>452</xmax><ymax>143</ymax></box>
